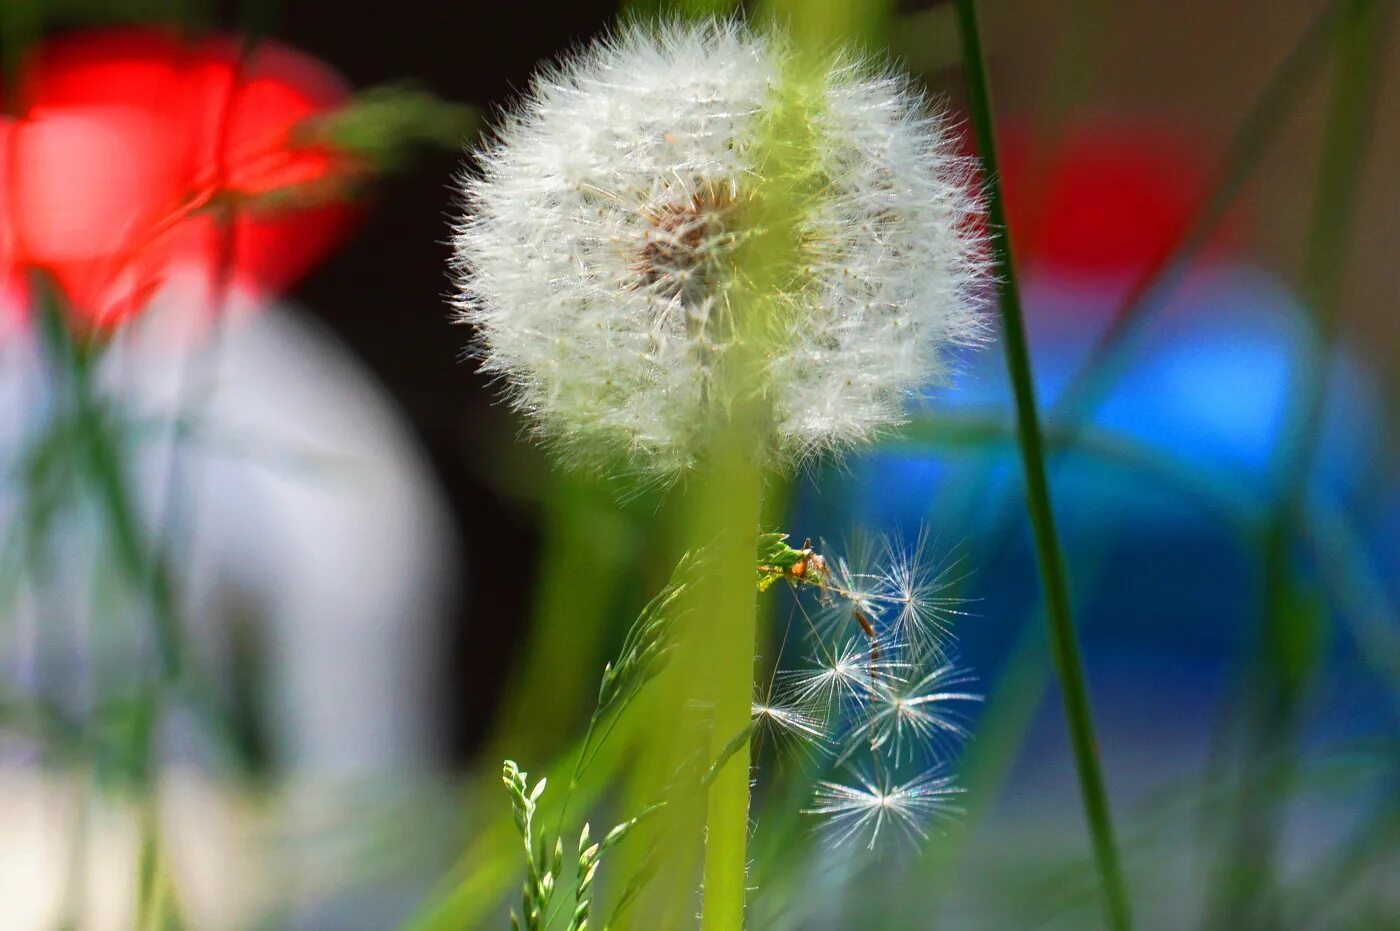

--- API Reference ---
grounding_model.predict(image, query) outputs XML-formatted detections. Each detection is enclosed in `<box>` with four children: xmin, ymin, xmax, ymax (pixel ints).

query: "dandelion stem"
<box><xmin>692</xmin><ymin>430</ymin><xmax>765</xmax><ymax>931</ymax></box>
<box><xmin>954</xmin><ymin>3</ymin><xmax>1133</xmax><ymax>929</ymax></box>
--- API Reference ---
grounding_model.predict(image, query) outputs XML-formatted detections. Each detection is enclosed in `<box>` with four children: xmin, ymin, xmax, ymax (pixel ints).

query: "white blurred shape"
<box><xmin>0</xmin><ymin>296</ymin><xmax>461</xmax><ymax>926</ymax></box>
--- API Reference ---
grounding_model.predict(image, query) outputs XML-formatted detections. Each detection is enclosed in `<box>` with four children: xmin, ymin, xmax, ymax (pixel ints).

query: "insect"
<box><xmin>757</xmin><ymin>533</ymin><xmax>882</xmax><ymax>673</ymax></box>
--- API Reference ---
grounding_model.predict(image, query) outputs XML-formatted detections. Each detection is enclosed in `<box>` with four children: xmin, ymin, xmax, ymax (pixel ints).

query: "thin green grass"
<box><xmin>954</xmin><ymin>2</ymin><xmax>1133</xmax><ymax>928</ymax></box>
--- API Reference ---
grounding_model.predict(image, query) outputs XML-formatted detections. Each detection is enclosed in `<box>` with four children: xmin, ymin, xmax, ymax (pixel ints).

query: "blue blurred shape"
<box><xmin>803</xmin><ymin>262</ymin><xmax>1397</xmax><ymax>747</ymax></box>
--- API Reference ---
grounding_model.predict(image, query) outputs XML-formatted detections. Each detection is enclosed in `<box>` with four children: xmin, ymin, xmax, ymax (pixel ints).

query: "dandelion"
<box><xmin>805</xmin><ymin>767</ymin><xmax>963</xmax><ymax>850</ymax></box>
<box><xmin>452</xmin><ymin>20</ymin><xmax>986</xmax><ymax>477</ymax></box>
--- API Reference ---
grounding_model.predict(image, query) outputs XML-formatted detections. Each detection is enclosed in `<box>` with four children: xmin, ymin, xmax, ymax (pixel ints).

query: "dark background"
<box><xmin>272</xmin><ymin>0</ymin><xmax>624</xmax><ymax>762</ymax></box>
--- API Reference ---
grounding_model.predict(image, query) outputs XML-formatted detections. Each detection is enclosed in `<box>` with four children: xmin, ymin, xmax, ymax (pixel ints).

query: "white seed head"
<box><xmin>453</xmin><ymin>21</ymin><xmax>987</xmax><ymax>476</ymax></box>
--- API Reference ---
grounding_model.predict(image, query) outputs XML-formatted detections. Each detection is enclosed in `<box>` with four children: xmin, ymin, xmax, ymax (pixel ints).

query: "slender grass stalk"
<box><xmin>34</xmin><ymin>290</ymin><xmax>187</xmax><ymax>927</ymax></box>
<box><xmin>36</xmin><ymin>300</ymin><xmax>184</xmax><ymax>679</ymax></box>
<box><xmin>891</xmin><ymin>3</ymin><xmax>1371</xmax><ymax>913</ymax></box>
<box><xmin>954</xmin><ymin>3</ymin><xmax>1133</xmax><ymax>929</ymax></box>
<box><xmin>1305</xmin><ymin>501</ymin><xmax>1400</xmax><ymax>713</ymax></box>
<box><xmin>893</xmin><ymin>2</ymin><xmax>1375</xmax><ymax>795</ymax></box>
<box><xmin>897</xmin><ymin>0</ymin><xmax>1366</xmax><ymax>548</ymax></box>
<box><xmin>135</xmin><ymin>788</ymin><xmax>164</xmax><ymax>930</ymax></box>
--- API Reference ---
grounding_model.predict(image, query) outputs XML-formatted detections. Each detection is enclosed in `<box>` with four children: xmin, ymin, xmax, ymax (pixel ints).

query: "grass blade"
<box><xmin>955</xmin><ymin>3</ymin><xmax>1133</xmax><ymax>928</ymax></box>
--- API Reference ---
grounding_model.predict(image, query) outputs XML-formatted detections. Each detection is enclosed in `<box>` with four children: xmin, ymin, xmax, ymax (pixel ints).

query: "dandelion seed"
<box><xmin>878</xmin><ymin>530</ymin><xmax>973</xmax><ymax>661</ymax></box>
<box><xmin>751</xmin><ymin>697</ymin><xmax>829</xmax><ymax>758</ymax></box>
<box><xmin>845</xmin><ymin>664</ymin><xmax>981</xmax><ymax>765</ymax></box>
<box><xmin>780</xmin><ymin>636</ymin><xmax>908</xmax><ymax>710</ymax></box>
<box><xmin>797</xmin><ymin>532</ymin><xmax>969</xmax><ymax>663</ymax></box>
<box><xmin>809</xmin><ymin>535</ymin><xmax>887</xmax><ymax>639</ymax></box>
<box><xmin>453</xmin><ymin>21</ymin><xmax>986</xmax><ymax>477</ymax></box>
<box><xmin>805</xmin><ymin>767</ymin><xmax>963</xmax><ymax>850</ymax></box>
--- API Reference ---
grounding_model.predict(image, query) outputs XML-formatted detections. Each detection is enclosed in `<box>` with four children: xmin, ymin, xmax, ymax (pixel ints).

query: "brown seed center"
<box><xmin>634</xmin><ymin>190</ymin><xmax>735</xmax><ymax>305</ymax></box>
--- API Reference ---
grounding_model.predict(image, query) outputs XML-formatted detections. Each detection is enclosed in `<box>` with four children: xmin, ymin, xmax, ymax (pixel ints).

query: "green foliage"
<box><xmin>502</xmin><ymin>760</ymin><xmax>663</xmax><ymax>931</ymax></box>
<box><xmin>495</xmin><ymin>554</ymin><xmax>694</xmax><ymax>929</ymax></box>
<box><xmin>578</xmin><ymin>553</ymin><xmax>695</xmax><ymax>778</ymax></box>
<box><xmin>296</xmin><ymin>82</ymin><xmax>478</xmax><ymax>175</ymax></box>
<box><xmin>570</xmin><ymin>806</ymin><xmax>665</xmax><ymax>931</ymax></box>
<box><xmin>502</xmin><ymin>761</ymin><xmax>556</xmax><ymax>931</ymax></box>
<box><xmin>755</xmin><ymin>531</ymin><xmax>811</xmax><ymax>591</ymax></box>
<box><xmin>955</xmin><ymin>1</ymin><xmax>1132</xmax><ymax>927</ymax></box>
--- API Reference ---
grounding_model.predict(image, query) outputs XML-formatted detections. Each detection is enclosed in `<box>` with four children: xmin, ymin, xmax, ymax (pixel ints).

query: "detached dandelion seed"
<box><xmin>752</xmin><ymin>697</ymin><xmax>830</xmax><ymax>758</ymax></box>
<box><xmin>812</xmin><ymin>535</ymin><xmax>887</xmax><ymax>638</ymax></box>
<box><xmin>452</xmin><ymin>21</ymin><xmax>987</xmax><ymax>478</ymax></box>
<box><xmin>845</xmin><ymin>664</ymin><xmax>982</xmax><ymax>766</ymax></box>
<box><xmin>780</xmin><ymin>635</ymin><xmax>908</xmax><ymax>710</ymax></box>
<box><xmin>790</xmin><ymin>532</ymin><xmax>972</xmax><ymax>673</ymax></box>
<box><xmin>805</xmin><ymin>767</ymin><xmax>964</xmax><ymax>851</ymax></box>
<box><xmin>879</xmin><ymin>531</ymin><xmax>973</xmax><ymax>661</ymax></box>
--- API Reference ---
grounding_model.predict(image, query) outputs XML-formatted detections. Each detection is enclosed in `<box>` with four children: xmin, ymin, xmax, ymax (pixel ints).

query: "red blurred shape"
<box><xmin>998</xmin><ymin>121</ymin><xmax>1240</xmax><ymax>280</ymax></box>
<box><xmin>0</xmin><ymin>28</ymin><xmax>358</xmax><ymax>330</ymax></box>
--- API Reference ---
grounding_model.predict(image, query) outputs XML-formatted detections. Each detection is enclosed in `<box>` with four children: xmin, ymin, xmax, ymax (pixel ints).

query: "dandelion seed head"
<box><xmin>453</xmin><ymin>21</ymin><xmax>986</xmax><ymax>476</ymax></box>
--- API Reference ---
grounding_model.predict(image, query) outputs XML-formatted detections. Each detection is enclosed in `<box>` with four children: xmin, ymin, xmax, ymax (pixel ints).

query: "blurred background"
<box><xmin>0</xmin><ymin>0</ymin><xmax>1396</xmax><ymax>928</ymax></box>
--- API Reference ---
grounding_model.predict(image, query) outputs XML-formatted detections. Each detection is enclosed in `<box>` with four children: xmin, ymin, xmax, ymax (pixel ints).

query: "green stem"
<box><xmin>135</xmin><ymin>790</ymin><xmax>163</xmax><ymax>930</ymax></box>
<box><xmin>36</xmin><ymin>301</ymin><xmax>185</xmax><ymax>679</ymax></box>
<box><xmin>954</xmin><ymin>3</ymin><xmax>1133</xmax><ymax>929</ymax></box>
<box><xmin>626</xmin><ymin>424</ymin><xmax>766</xmax><ymax>930</ymax></box>
<box><xmin>694</xmin><ymin>435</ymin><xmax>765</xmax><ymax>931</ymax></box>
<box><xmin>401</xmin><ymin>717</ymin><xmax>635</xmax><ymax>931</ymax></box>
<box><xmin>35</xmin><ymin>294</ymin><xmax>184</xmax><ymax>927</ymax></box>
